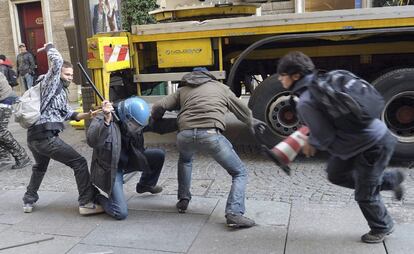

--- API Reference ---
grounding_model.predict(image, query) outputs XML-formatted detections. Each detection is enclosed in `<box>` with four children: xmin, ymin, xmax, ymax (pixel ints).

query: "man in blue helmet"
<box><xmin>152</xmin><ymin>67</ymin><xmax>265</xmax><ymax>228</ymax></box>
<box><xmin>87</xmin><ymin>97</ymin><xmax>176</xmax><ymax>220</ymax></box>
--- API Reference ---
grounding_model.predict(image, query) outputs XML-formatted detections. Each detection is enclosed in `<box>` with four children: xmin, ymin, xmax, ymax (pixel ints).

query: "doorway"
<box><xmin>17</xmin><ymin>1</ymin><xmax>47</xmax><ymax>75</ymax></box>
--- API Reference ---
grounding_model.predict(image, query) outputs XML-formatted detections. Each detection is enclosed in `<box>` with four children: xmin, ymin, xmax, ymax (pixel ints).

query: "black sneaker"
<box><xmin>226</xmin><ymin>214</ymin><xmax>255</xmax><ymax>228</ymax></box>
<box><xmin>361</xmin><ymin>226</ymin><xmax>395</xmax><ymax>243</ymax></box>
<box><xmin>11</xmin><ymin>157</ymin><xmax>31</xmax><ymax>170</ymax></box>
<box><xmin>176</xmin><ymin>199</ymin><xmax>189</xmax><ymax>213</ymax></box>
<box><xmin>393</xmin><ymin>171</ymin><xmax>405</xmax><ymax>201</ymax></box>
<box><xmin>136</xmin><ymin>184</ymin><xmax>163</xmax><ymax>194</ymax></box>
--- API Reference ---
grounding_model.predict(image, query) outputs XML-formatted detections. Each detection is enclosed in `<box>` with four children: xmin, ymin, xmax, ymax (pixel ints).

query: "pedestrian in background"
<box><xmin>152</xmin><ymin>67</ymin><xmax>265</xmax><ymax>228</ymax></box>
<box><xmin>16</xmin><ymin>43</ymin><xmax>36</xmax><ymax>90</ymax></box>
<box><xmin>0</xmin><ymin>54</ymin><xmax>18</xmax><ymax>87</ymax></box>
<box><xmin>22</xmin><ymin>43</ymin><xmax>102</xmax><ymax>216</ymax></box>
<box><xmin>276</xmin><ymin>51</ymin><xmax>405</xmax><ymax>243</ymax></box>
<box><xmin>0</xmin><ymin>72</ymin><xmax>31</xmax><ymax>169</ymax></box>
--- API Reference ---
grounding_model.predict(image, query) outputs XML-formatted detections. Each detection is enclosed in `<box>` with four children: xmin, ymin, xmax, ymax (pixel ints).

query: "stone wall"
<box><xmin>261</xmin><ymin>0</ymin><xmax>295</xmax><ymax>14</ymax></box>
<box><xmin>0</xmin><ymin>0</ymin><xmax>78</xmax><ymax>101</ymax></box>
<box><xmin>48</xmin><ymin>0</ymin><xmax>78</xmax><ymax>102</ymax></box>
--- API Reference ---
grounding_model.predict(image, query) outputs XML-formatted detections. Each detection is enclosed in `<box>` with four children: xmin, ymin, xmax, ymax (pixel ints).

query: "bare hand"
<box><xmin>37</xmin><ymin>42</ymin><xmax>54</xmax><ymax>53</ymax></box>
<box><xmin>102</xmin><ymin>100</ymin><xmax>114</xmax><ymax>123</ymax></box>
<box><xmin>90</xmin><ymin>109</ymin><xmax>102</xmax><ymax>118</ymax></box>
<box><xmin>302</xmin><ymin>141</ymin><xmax>316</xmax><ymax>158</ymax></box>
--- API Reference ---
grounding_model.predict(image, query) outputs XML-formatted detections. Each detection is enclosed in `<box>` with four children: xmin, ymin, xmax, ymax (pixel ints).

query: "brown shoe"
<box><xmin>361</xmin><ymin>226</ymin><xmax>394</xmax><ymax>243</ymax></box>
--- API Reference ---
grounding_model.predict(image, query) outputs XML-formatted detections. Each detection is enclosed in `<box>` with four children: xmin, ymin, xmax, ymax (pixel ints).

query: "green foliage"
<box><xmin>121</xmin><ymin>0</ymin><xmax>157</xmax><ymax>31</ymax></box>
<box><xmin>372</xmin><ymin>0</ymin><xmax>413</xmax><ymax>6</ymax></box>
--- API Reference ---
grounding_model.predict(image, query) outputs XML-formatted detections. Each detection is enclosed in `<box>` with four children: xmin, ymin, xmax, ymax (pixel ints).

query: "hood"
<box><xmin>0</xmin><ymin>59</ymin><xmax>13</xmax><ymax>67</ymax></box>
<box><xmin>179</xmin><ymin>70</ymin><xmax>217</xmax><ymax>88</ymax></box>
<box><xmin>290</xmin><ymin>73</ymin><xmax>315</xmax><ymax>95</ymax></box>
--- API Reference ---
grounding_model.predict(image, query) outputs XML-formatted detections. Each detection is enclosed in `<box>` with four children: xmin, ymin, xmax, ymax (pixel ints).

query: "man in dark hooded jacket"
<box><xmin>276</xmin><ymin>51</ymin><xmax>405</xmax><ymax>243</ymax></box>
<box><xmin>152</xmin><ymin>68</ymin><xmax>265</xmax><ymax>228</ymax></box>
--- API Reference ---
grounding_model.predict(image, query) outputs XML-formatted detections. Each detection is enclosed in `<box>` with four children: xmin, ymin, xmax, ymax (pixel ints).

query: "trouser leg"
<box><xmin>23</xmin><ymin>141</ymin><xmax>50</xmax><ymax>204</ymax></box>
<box><xmin>97</xmin><ymin>169</ymin><xmax>128</xmax><ymax>220</ymax></box>
<box><xmin>138</xmin><ymin>148</ymin><xmax>165</xmax><ymax>187</ymax></box>
<box><xmin>209</xmin><ymin>135</ymin><xmax>247</xmax><ymax>215</ymax></box>
<box><xmin>27</xmin><ymin>136</ymin><xmax>97</xmax><ymax>205</ymax></box>
<box><xmin>354</xmin><ymin>133</ymin><xmax>396</xmax><ymax>233</ymax></box>
<box><xmin>0</xmin><ymin>107</ymin><xmax>28</xmax><ymax>162</ymax></box>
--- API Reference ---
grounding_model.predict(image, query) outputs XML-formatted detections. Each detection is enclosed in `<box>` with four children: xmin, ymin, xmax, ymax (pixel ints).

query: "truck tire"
<box><xmin>372</xmin><ymin>68</ymin><xmax>414</xmax><ymax>161</ymax></box>
<box><xmin>248</xmin><ymin>74</ymin><xmax>301</xmax><ymax>148</ymax></box>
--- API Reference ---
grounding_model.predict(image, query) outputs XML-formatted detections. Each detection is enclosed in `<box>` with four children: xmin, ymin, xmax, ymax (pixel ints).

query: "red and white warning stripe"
<box><xmin>104</xmin><ymin>45</ymin><xmax>129</xmax><ymax>63</ymax></box>
<box><xmin>270</xmin><ymin>126</ymin><xmax>309</xmax><ymax>165</ymax></box>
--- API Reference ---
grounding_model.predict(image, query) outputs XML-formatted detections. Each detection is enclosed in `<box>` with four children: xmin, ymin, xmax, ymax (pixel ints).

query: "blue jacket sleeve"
<box><xmin>297</xmin><ymin>99</ymin><xmax>336</xmax><ymax>151</ymax></box>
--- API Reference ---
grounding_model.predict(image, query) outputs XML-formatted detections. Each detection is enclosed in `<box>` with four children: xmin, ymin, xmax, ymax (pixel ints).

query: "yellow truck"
<box><xmin>86</xmin><ymin>0</ymin><xmax>414</xmax><ymax>161</ymax></box>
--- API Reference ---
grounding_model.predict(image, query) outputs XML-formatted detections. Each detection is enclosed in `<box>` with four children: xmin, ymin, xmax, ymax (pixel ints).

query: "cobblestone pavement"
<box><xmin>1</xmin><ymin>118</ymin><xmax>413</xmax><ymax>212</ymax></box>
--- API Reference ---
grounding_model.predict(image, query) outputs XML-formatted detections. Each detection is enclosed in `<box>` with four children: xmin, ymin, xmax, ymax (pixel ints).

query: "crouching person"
<box><xmin>87</xmin><ymin>97</ymin><xmax>173</xmax><ymax>220</ymax></box>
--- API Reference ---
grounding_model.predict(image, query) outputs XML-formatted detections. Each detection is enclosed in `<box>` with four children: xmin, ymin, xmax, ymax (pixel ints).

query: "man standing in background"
<box><xmin>16</xmin><ymin>43</ymin><xmax>36</xmax><ymax>91</ymax></box>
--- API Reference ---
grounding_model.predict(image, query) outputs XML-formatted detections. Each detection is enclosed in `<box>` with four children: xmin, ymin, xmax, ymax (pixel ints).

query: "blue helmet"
<box><xmin>117</xmin><ymin>97</ymin><xmax>150</xmax><ymax>126</ymax></box>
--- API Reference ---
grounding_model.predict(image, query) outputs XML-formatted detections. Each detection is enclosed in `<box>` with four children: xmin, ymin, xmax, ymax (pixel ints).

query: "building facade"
<box><xmin>0</xmin><ymin>0</ymin><xmax>78</xmax><ymax>100</ymax></box>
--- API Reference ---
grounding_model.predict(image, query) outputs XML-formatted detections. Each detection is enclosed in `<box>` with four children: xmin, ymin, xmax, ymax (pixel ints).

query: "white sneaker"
<box><xmin>23</xmin><ymin>203</ymin><xmax>33</xmax><ymax>213</ymax></box>
<box><xmin>79</xmin><ymin>202</ymin><xmax>104</xmax><ymax>215</ymax></box>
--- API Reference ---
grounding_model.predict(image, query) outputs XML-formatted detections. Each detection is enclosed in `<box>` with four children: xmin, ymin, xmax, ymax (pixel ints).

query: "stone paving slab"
<box><xmin>0</xmin><ymin>190</ymin><xmax>64</xmax><ymax>225</ymax></box>
<box><xmin>188</xmin><ymin>222</ymin><xmax>286</xmax><ymax>254</ymax></box>
<box><xmin>0</xmin><ymin>228</ymin><xmax>80</xmax><ymax>254</ymax></box>
<box><xmin>209</xmin><ymin>199</ymin><xmax>291</xmax><ymax>227</ymax></box>
<box><xmin>68</xmin><ymin>243</ymin><xmax>175</xmax><ymax>254</ymax></box>
<box><xmin>286</xmin><ymin>202</ymin><xmax>386</xmax><ymax>254</ymax></box>
<box><xmin>12</xmin><ymin>192</ymin><xmax>104</xmax><ymax>237</ymax></box>
<box><xmin>128</xmin><ymin>194</ymin><xmax>218</xmax><ymax>215</ymax></box>
<box><xmin>385</xmin><ymin>224</ymin><xmax>414</xmax><ymax>254</ymax></box>
<box><xmin>82</xmin><ymin>210</ymin><xmax>208</xmax><ymax>253</ymax></box>
<box><xmin>0</xmin><ymin>224</ymin><xmax>10</xmax><ymax>233</ymax></box>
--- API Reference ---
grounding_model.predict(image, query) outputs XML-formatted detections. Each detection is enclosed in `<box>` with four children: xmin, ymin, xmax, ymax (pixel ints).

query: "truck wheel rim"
<box><xmin>266</xmin><ymin>92</ymin><xmax>300</xmax><ymax>137</ymax></box>
<box><xmin>383</xmin><ymin>91</ymin><xmax>414</xmax><ymax>143</ymax></box>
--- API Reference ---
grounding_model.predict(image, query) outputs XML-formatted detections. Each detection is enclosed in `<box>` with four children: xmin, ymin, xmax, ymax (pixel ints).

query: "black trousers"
<box><xmin>326</xmin><ymin>132</ymin><xmax>398</xmax><ymax>233</ymax></box>
<box><xmin>23</xmin><ymin>135</ymin><xmax>97</xmax><ymax>205</ymax></box>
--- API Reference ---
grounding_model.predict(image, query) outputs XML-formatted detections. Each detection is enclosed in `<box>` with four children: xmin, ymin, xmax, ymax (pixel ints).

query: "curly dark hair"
<box><xmin>277</xmin><ymin>51</ymin><xmax>315</xmax><ymax>76</ymax></box>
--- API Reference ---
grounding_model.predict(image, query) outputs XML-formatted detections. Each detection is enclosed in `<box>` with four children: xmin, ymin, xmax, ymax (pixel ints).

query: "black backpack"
<box><xmin>308</xmin><ymin>70</ymin><xmax>385</xmax><ymax>131</ymax></box>
<box><xmin>6</xmin><ymin>67</ymin><xmax>18</xmax><ymax>87</ymax></box>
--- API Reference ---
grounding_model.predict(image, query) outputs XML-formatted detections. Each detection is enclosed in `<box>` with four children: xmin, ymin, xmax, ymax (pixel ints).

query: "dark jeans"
<box><xmin>23</xmin><ymin>136</ymin><xmax>98</xmax><ymax>206</ymax></box>
<box><xmin>326</xmin><ymin>132</ymin><xmax>397</xmax><ymax>233</ymax></box>
<box><xmin>97</xmin><ymin>148</ymin><xmax>164</xmax><ymax>220</ymax></box>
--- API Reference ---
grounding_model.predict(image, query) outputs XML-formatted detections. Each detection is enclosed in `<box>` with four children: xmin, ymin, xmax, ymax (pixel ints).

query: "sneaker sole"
<box><xmin>362</xmin><ymin>228</ymin><xmax>394</xmax><ymax>243</ymax></box>
<box><xmin>79</xmin><ymin>206</ymin><xmax>105</xmax><ymax>216</ymax></box>
<box><xmin>23</xmin><ymin>206</ymin><xmax>33</xmax><ymax>213</ymax></box>
<box><xmin>226</xmin><ymin>223</ymin><xmax>254</xmax><ymax>228</ymax></box>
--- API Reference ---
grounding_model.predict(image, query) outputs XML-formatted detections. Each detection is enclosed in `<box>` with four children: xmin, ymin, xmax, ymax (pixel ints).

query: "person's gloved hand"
<box><xmin>250</xmin><ymin>118</ymin><xmax>267</xmax><ymax>135</ymax></box>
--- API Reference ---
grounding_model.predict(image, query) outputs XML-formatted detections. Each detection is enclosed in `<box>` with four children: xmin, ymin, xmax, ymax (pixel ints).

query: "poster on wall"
<box><xmin>89</xmin><ymin>0</ymin><xmax>122</xmax><ymax>34</ymax></box>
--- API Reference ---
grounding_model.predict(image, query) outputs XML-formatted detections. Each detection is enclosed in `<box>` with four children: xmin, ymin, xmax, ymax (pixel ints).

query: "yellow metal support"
<box><xmin>91</xmin><ymin>69</ymin><xmax>111</xmax><ymax>105</ymax></box>
<box><xmin>225</xmin><ymin>41</ymin><xmax>414</xmax><ymax>61</ymax></box>
<box><xmin>218</xmin><ymin>38</ymin><xmax>223</xmax><ymax>71</ymax></box>
<box><xmin>131</xmin><ymin>18</ymin><xmax>414</xmax><ymax>43</ymax></box>
<box><xmin>133</xmin><ymin>43</ymin><xmax>142</xmax><ymax>96</ymax></box>
<box><xmin>152</xmin><ymin>5</ymin><xmax>257</xmax><ymax>22</ymax></box>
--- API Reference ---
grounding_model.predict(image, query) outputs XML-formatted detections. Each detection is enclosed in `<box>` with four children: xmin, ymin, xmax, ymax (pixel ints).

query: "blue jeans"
<box><xmin>326</xmin><ymin>131</ymin><xmax>397</xmax><ymax>233</ymax></box>
<box><xmin>177</xmin><ymin>129</ymin><xmax>247</xmax><ymax>215</ymax></box>
<box><xmin>22</xmin><ymin>73</ymin><xmax>34</xmax><ymax>90</ymax></box>
<box><xmin>97</xmin><ymin>148</ymin><xmax>164</xmax><ymax>220</ymax></box>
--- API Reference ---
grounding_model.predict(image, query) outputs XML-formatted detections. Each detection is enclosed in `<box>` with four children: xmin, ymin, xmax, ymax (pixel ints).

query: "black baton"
<box><xmin>77</xmin><ymin>62</ymin><xmax>120</xmax><ymax>122</ymax></box>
